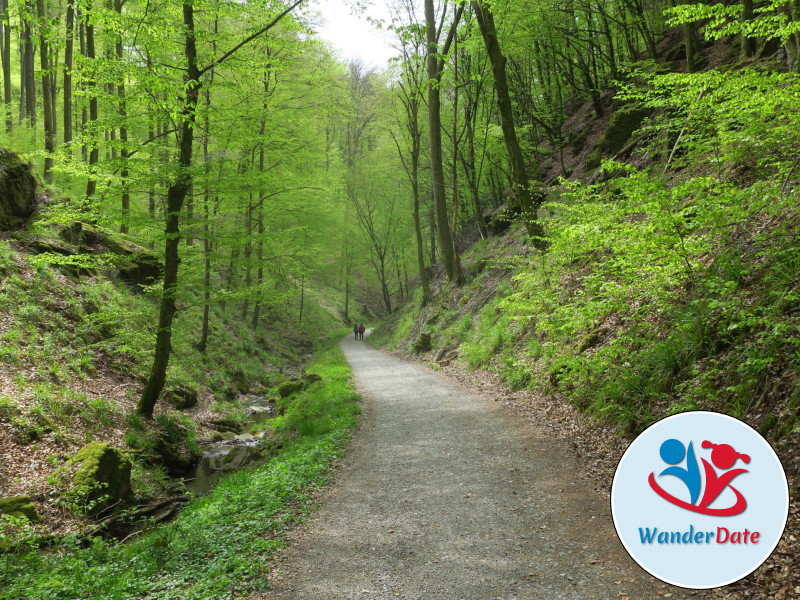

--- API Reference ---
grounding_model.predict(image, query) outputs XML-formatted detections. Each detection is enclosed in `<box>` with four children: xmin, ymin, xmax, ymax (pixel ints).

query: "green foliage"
<box><xmin>0</xmin><ymin>344</ymin><xmax>360</xmax><ymax>600</ymax></box>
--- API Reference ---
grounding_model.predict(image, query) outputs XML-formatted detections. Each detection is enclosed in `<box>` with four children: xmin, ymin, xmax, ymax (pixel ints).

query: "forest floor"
<box><xmin>256</xmin><ymin>332</ymin><xmax>698</xmax><ymax>600</ymax></box>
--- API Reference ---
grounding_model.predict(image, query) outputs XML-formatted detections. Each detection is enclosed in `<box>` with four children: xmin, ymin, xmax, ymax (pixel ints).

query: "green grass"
<box><xmin>0</xmin><ymin>343</ymin><xmax>361</xmax><ymax>600</ymax></box>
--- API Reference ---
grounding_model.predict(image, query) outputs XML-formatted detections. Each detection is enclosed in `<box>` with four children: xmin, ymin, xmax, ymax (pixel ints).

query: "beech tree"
<box><xmin>137</xmin><ymin>0</ymin><xmax>306</xmax><ymax>417</ymax></box>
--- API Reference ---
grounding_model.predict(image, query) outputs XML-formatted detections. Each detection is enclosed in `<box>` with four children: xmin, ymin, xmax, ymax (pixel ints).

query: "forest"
<box><xmin>1</xmin><ymin>0</ymin><xmax>799</xmax><ymax>597</ymax></box>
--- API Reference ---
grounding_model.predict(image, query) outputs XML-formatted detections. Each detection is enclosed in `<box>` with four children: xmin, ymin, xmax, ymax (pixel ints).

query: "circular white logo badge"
<box><xmin>611</xmin><ymin>411</ymin><xmax>789</xmax><ymax>589</ymax></box>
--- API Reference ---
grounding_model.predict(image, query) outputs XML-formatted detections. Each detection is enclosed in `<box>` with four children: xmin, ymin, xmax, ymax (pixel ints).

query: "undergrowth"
<box><xmin>373</xmin><ymin>66</ymin><xmax>800</xmax><ymax>439</ymax></box>
<box><xmin>0</xmin><ymin>344</ymin><xmax>360</xmax><ymax>600</ymax></box>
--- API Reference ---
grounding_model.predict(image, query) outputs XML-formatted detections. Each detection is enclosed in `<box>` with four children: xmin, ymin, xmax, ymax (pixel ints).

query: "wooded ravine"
<box><xmin>0</xmin><ymin>0</ymin><xmax>799</xmax><ymax>597</ymax></box>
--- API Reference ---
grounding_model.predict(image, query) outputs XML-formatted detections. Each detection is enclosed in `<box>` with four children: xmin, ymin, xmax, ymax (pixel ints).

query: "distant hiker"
<box><xmin>359</xmin><ymin>323</ymin><xmax>365</xmax><ymax>340</ymax></box>
<box><xmin>354</xmin><ymin>324</ymin><xmax>359</xmax><ymax>340</ymax></box>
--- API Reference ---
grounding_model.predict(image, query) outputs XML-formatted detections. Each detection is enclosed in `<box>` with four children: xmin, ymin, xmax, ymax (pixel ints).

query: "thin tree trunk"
<box><xmin>85</xmin><ymin>1</ymin><xmax>99</xmax><ymax>199</ymax></box>
<box><xmin>199</xmin><ymin>19</ymin><xmax>218</xmax><ymax>352</ymax></box>
<box><xmin>37</xmin><ymin>0</ymin><xmax>54</xmax><ymax>183</ymax></box>
<box><xmin>411</xmin><ymin>162</ymin><xmax>429</xmax><ymax>300</ymax></box>
<box><xmin>425</xmin><ymin>0</ymin><xmax>463</xmax><ymax>283</ymax></box>
<box><xmin>138</xmin><ymin>0</ymin><xmax>201</xmax><ymax>417</ymax></box>
<box><xmin>79</xmin><ymin>17</ymin><xmax>87</xmax><ymax>162</ymax></box>
<box><xmin>451</xmin><ymin>35</ymin><xmax>459</xmax><ymax>244</ymax></box>
<box><xmin>251</xmin><ymin>206</ymin><xmax>263</xmax><ymax>328</ymax></box>
<box><xmin>242</xmin><ymin>194</ymin><xmax>252</xmax><ymax>320</ymax></box>
<box><xmin>115</xmin><ymin>0</ymin><xmax>129</xmax><ymax>232</ymax></box>
<box><xmin>1</xmin><ymin>0</ymin><xmax>12</xmax><ymax>133</ymax></box>
<box><xmin>298</xmin><ymin>276</ymin><xmax>304</xmax><ymax>323</ymax></box>
<box><xmin>472</xmin><ymin>0</ymin><xmax>547</xmax><ymax>247</ymax></box>
<box><xmin>63</xmin><ymin>0</ymin><xmax>74</xmax><ymax>147</ymax></box>
<box><xmin>741</xmin><ymin>0</ymin><xmax>756</xmax><ymax>58</ymax></box>
<box><xmin>22</xmin><ymin>3</ymin><xmax>36</xmax><ymax>126</ymax></box>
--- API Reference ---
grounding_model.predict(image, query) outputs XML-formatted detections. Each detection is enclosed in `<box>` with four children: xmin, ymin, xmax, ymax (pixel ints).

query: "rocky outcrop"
<box><xmin>0</xmin><ymin>495</ymin><xmax>42</xmax><ymax>523</ymax></box>
<box><xmin>59</xmin><ymin>221</ymin><xmax>163</xmax><ymax>285</ymax></box>
<box><xmin>0</xmin><ymin>148</ymin><xmax>37</xmax><ymax>230</ymax></box>
<box><xmin>70</xmin><ymin>442</ymin><xmax>132</xmax><ymax>516</ymax></box>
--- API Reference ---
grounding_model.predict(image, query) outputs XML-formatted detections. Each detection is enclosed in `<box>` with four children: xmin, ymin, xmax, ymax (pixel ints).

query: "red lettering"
<box><xmin>716</xmin><ymin>527</ymin><xmax>729</xmax><ymax>543</ymax></box>
<box><xmin>715</xmin><ymin>527</ymin><xmax>761</xmax><ymax>543</ymax></box>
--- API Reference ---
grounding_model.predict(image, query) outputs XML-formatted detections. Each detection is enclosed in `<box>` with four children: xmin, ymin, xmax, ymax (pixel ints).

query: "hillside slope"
<box><xmin>372</xmin><ymin>52</ymin><xmax>800</xmax><ymax>598</ymax></box>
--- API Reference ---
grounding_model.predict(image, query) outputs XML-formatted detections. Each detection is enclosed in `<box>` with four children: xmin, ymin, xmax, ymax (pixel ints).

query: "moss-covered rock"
<box><xmin>0</xmin><ymin>496</ymin><xmax>41</xmax><ymax>523</ymax></box>
<box><xmin>759</xmin><ymin>413</ymin><xmax>779</xmax><ymax>436</ymax></box>
<box><xmin>577</xmin><ymin>328</ymin><xmax>606</xmax><ymax>354</ymax></box>
<box><xmin>164</xmin><ymin>384</ymin><xmax>198</xmax><ymax>410</ymax></box>
<box><xmin>56</xmin><ymin>220</ymin><xmax>163</xmax><ymax>285</ymax></box>
<box><xmin>587</xmin><ymin>107</ymin><xmax>651</xmax><ymax>171</ymax></box>
<box><xmin>0</xmin><ymin>148</ymin><xmax>37</xmax><ymax>230</ymax></box>
<box><xmin>208</xmin><ymin>417</ymin><xmax>244</xmax><ymax>433</ymax></box>
<box><xmin>232</xmin><ymin>369</ymin><xmax>251</xmax><ymax>394</ymax></box>
<box><xmin>584</xmin><ymin>146</ymin><xmax>603</xmax><ymax>171</ymax></box>
<box><xmin>302</xmin><ymin>372</ymin><xmax>322</xmax><ymax>385</ymax></box>
<box><xmin>413</xmin><ymin>333</ymin><xmax>432</xmax><ymax>354</ymax></box>
<box><xmin>277</xmin><ymin>378</ymin><xmax>306</xmax><ymax>398</ymax></box>
<box><xmin>70</xmin><ymin>442</ymin><xmax>132</xmax><ymax>515</ymax></box>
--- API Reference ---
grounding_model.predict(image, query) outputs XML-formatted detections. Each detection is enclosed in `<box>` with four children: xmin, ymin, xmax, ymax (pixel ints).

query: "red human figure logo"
<box><xmin>698</xmin><ymin>441</ymin><xmax>750</xmax><ymax>512</ymax></box>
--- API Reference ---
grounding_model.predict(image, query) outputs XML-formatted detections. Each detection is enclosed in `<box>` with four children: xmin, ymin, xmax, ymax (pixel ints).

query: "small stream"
<box><xmin>183</xmin><ymin>395</ymin><xmax>277</xmax><ymax>495</ymax></box>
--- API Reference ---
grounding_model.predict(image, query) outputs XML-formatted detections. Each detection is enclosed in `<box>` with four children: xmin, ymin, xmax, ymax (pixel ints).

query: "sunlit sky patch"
<box><xmin>311</xmin><ymin>0</ymin><xmax>398</xmax><ymax>69</ymax></box>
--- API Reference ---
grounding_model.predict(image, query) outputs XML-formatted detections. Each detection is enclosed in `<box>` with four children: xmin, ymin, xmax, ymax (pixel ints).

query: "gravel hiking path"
<box><xmin>260</xmin><ymin>334</ymin><xmax>695</xmax><ymax>600</ymax></box>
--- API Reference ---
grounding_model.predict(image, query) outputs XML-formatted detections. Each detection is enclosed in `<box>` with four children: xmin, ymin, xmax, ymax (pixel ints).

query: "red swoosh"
<box><xmin>648</xmin><ymin>472</ymin><xmax>747</xmax><ymax>516</ymax></box>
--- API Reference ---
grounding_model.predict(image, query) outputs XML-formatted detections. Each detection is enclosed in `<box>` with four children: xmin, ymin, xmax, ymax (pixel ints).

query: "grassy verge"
<box><xmin>0</xmin><ymin>342</ymin><xmax>360</xmax><ymax>600</ymax></box>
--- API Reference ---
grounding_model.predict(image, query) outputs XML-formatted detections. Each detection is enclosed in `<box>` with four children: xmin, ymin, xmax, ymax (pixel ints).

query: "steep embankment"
<box><xmin>372</xmin><ymin>63</ymin><xmax>800</xmax><ymax>598</ymax></box>
<box><xmin>0</xmin><ymin>148</ymin><xmax>349</xmax><ymax>539</ymax></box>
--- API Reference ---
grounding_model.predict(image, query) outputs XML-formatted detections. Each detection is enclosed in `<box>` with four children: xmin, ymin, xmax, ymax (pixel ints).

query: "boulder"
<box><xmin>164</xmin><ymin>384</ymin><xmax>198</xmax><ymax>410</ymax></box>
<box><xmin>57</xmin><ymin>220</ymin><xmax>163</xmax><ymax>286</ymax></box>
<box><xmin>277</xmin><ymin>378</ymin><xmax>306</xmax><ymax>398</ymax></box>
<box><xmin>153</xmin><ymin>438</ymin><xmax>196</xmax><ymax>476</ymax></box>
<box><xmin>0</xmin><ymin>148</ymin><xmax>37</xmax><ymax>230</ymax></box>
<box><xmin>0</xmin><ymin>496</ymin><xmax>42</xmax><ymax>523</ymax></box>
<box><xmin>208</xmin><ymin>417</ymin><xmax>244</xmax><ymax>433</ymax></box>
<box><xmin>70</xmin><ymin>442</ymin><xmax>132</xmax><ymax>516</ymax></box>
<box><xmin>413</xmin><ymin>333</ymin><xmax>432</xmax><ymax>354</ymax></box>
<box><xmin>232</xmin><ymin>369</ymin><xmax>250</xmax><ymax>394</ymax></box>
<box><xmin>302</xmin><ymin>372</ymin><xmax>322</xmax><ymax>385</ymax></box>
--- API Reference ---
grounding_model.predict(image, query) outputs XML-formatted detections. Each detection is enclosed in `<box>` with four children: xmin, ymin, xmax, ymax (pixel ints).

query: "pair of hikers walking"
<box><xmin>353</xmin><ymin>323</ymin><xmax>365</xmax><ymax>341</ymax></box>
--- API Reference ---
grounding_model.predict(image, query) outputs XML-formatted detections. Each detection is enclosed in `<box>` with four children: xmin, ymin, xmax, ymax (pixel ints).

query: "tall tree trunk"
<box><xmin>138</xmin><ymin>0</ymin><xmax>201</xmax><ymax>417</ymax></box>
<box><xmin>451</xmin><ymin>35</ymin><xmax>460</xmax><ymax>244</ymax></box>
<box><xmin>425</xmin><ymin>0</ymin><xmax>463</xmax><ymax>283</ymax></box>
<box><xmin>344</xmin><ymin>260</ymin><xmax>350</xmax><ymax>323</ymax></box>
<box><xmin>741</xmin><ymin>0</ymin><xmax>756</xmax><ymax>58</ymax></box>
<box><xmin>241</xmin><ymin>195</ymin><xmax>252</xmax><ymax>320</ymax></box>
<box><xmin>411</xmin><ymin>160</ymin><xmax>429</xmax><ymax>300</ymax></box>
<box><xmin>79</xmin><ymin>17</ymin><xmax>87</xmax><ymax>161</ymax></box>
<box><xmin>461</xmin><ymin>74</ymin><xmax>489</xmax><ymax>240</ymax></box>
<box><xmin>1</xmin><ymin>0</ymin><xmax>12</xmax><ymax>133</ymax></box>
<box><xmin>85</xmin><ymin>1</ymin><xmax>99</xmax><ymax>199</ymax></box>
<box><xmin>251</xmin><ymin>68</ymin><xmax>269</xmax><ymax>330</ymax></box>
<box><xmin>63</xmin><ymin>0</ymin><xmax>74</xmax><ymax>147</ymax></box>
<box><xmin>22</xmin><ymin>3</ymin><xmax>36</xmax><ymax>126</ymax></box>
<box><xmin>199</xmin><ymin>18</ymin><xmax>217</xmax><ymax>352</ymax></box>
<box><xmin>298</xmin><ymin>276</ymin><xmax>304</xmax><ymax>323</ymax></box>
<box><xmin>115</xmin><ymin>0</ymin><xmax>130</xmax><ymax>233</ymax></box>
<box><xmin>251</xmin><ymin>206</ymin><xmax>263</xmax><ymax>328</ymax></box>
<box><xmin>37</xmin><ymin>0</ymin><xmax>54</xmax><ymax>183</ymax></box>
<box><xmin>471</xmin><ymin>1</ymin><xmax>547</xmax><ymax>247</ymax></box>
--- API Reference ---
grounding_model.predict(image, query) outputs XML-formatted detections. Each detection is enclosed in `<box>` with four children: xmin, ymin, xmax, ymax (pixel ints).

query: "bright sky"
<box><xmin>310</xmin><ymin>0</ymin><xmax>398</xmax><ymax>69</ymax></box>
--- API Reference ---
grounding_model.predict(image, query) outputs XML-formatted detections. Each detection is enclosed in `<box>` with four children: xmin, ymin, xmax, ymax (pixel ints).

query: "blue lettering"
<box><xmin>639</xmin><ymin>527</ymin><xmax>658</xmax><ymax>543</ymax></box>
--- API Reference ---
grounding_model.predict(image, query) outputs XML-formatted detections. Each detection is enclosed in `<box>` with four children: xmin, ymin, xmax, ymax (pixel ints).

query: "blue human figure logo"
<box><xmin>658</xmin><ymin>438</ymin><xmax>701</xmax><ymax>505</ymax></box>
